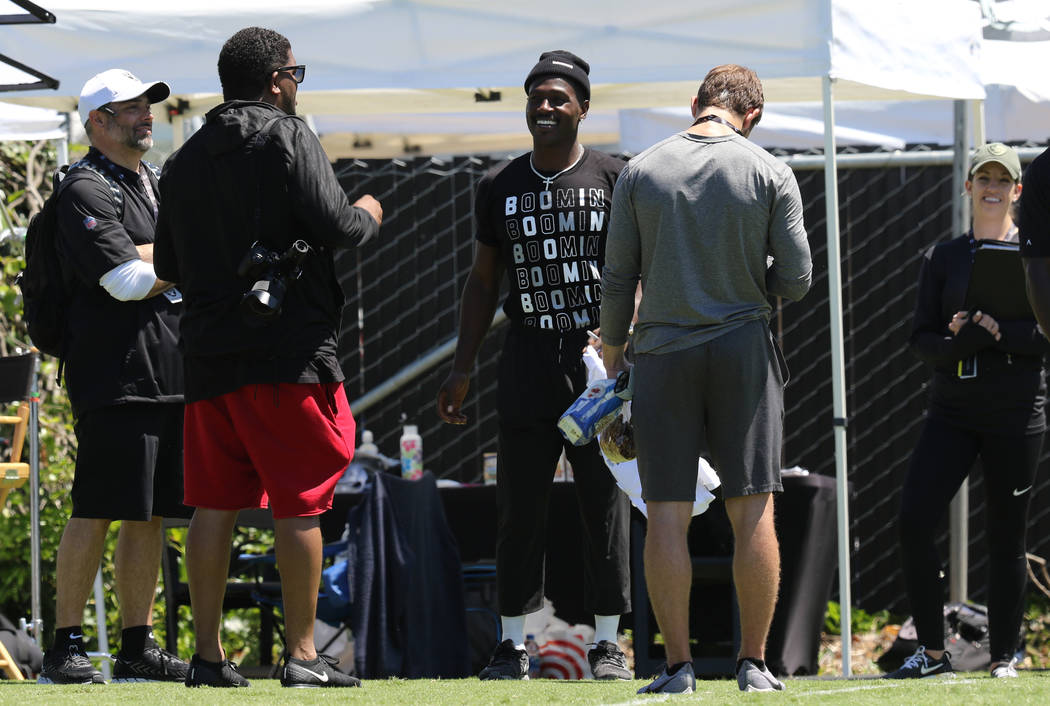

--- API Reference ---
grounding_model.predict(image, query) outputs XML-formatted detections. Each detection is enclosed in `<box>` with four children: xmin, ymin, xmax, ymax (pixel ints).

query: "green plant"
<box><xmin>824</xmin><ymin>601</ymin><xmax>896</xmax><ymax>636</ymax></box>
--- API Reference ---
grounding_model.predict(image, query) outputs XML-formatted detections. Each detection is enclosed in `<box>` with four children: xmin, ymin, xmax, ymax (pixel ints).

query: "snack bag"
<box><xmin>558</xmin><ymin>378</ymin><xmax>624</xmax><ymax>446</ymax></box>
<box><xmin>598</xmin><ymin>403</ymin><xmax>635</xmax><ymax>463</ymax></box>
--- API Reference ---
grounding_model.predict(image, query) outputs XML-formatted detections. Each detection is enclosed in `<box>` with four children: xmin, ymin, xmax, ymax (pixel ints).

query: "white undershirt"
<box><xmin>99</xmin><ymin>259</ymin><xmax>156</xmax><ymax>301</ymax></box>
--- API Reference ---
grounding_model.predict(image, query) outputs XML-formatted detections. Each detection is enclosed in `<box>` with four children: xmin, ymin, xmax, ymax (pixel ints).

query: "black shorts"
<box><xmin>71</xmin><ymin>402</ymin><xmax>193</xmax><ymax>521</ymax></box>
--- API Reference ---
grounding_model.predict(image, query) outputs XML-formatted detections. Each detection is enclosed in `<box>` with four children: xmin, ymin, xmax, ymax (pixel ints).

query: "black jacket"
<box><xmin>909</xmin><ymin>234</ymin><xmax>1048</xmax><ymax>434</ymax></box>
<box><xmin>155</xmin><ymin>101</ymin><xmax>378</xmax><ymax>402</ymax></box>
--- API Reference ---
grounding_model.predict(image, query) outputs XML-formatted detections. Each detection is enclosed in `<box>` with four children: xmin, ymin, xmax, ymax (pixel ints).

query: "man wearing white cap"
<box><xmin>38</xmin><ymin>69</ymin><xmax>190</xmax><ymax>685</ymax></box>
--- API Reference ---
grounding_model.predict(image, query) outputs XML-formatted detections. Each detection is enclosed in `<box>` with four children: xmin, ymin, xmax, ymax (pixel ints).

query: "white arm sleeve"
<box><xmin>98</xmin><ymin>259</ymin><xmax>157</xmax><ymax>301</ymax></box>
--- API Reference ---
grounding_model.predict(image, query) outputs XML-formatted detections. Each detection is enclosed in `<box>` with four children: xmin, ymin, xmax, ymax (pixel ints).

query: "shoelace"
<box><xmin>900</xmin><ymin>648</ymin><xmax>930</xmax><ymax>670</ymax></box>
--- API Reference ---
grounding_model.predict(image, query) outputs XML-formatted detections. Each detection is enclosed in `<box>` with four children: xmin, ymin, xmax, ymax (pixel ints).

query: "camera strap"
<box><xmin>248</xmin><ymin>114</ymin><xmax>296</xmax><ymax>243</ymax></box>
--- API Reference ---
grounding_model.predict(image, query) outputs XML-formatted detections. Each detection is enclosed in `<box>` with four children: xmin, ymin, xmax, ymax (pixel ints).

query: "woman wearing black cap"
<box><xmin>886</xmin><ymin>143</ymin><xmax>1048</xmax><ymax>680</ymax></box>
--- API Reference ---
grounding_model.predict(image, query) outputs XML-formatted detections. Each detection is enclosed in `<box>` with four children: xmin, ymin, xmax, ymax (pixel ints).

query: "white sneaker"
<box><xmin>991</xmin><ymin>659</ymin><xmax>1018</xmax><ymax>678</ymax></box>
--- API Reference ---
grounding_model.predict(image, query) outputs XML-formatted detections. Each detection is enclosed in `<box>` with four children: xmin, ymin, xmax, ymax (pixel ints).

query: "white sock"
<box><xmin>594</xmin><ymin>614</ymin><xmax>620</xmax><ymax>645</ymax></box>
<box><xmin>501</xmin><ymin>615</ymin><xmax>526</xmax><ymax>649</ymax></box>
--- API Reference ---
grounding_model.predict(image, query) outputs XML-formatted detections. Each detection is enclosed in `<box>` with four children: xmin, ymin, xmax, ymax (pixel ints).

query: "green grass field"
<box><xmin>3</xmin><ymin>673</ymin><xmax>1050</xmax><ymax>705</ymax></box>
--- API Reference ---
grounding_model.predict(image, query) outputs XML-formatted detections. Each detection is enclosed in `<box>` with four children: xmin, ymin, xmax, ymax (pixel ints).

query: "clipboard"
<box><xmin>963</xmin><ymin>240</ymin><xmax>1032</xmax><ymax>320</ymax></box>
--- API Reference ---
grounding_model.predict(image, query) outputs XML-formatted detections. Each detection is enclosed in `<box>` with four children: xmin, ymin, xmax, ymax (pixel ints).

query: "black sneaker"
<box><xmin>113</xmin><ymin>645</ymin><xmax>190</xmax><ymax>682</ymax></box>
<box><xmin>588</xmin><ymin>640</ymin><xmax>632</xmax><ymax>680</ymax></box>
<box><xmin>37</xmin><ymin>643</ymin><xmax>105</xmax><ymax>684</ymax></box>
<box><xmin>184</xmin><ymin>654</ymin><xmax>250</xmax><ymax>687</ymax></box>
<box><xmin>281</xmin><ymin>654</ymin><xmax>361</xmax><ymax>688</ymax></box>
<box><xmin>478</xmin><ymin>639</ymin><xmax>528</xmax><ymax>680</ymax></box>
<box><xmin>883</xmin><ymin>646</ymin><xmax>955</xmax><ymax>679</ymax></box>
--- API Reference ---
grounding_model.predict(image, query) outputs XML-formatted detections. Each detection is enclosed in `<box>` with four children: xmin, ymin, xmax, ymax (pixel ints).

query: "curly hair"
<box><xmin>696</xmin><ymin>64</ymin><xmax>763</xmax><ymax>118</ymax></box>
<box><xmin>218</xmin><ymin>27</ymin><xmax>291</xmax><ymax>101</ymax></box>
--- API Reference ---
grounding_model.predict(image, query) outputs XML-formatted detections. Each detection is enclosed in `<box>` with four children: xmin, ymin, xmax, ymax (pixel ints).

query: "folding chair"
<box><xmin>0</xmin><ymin>352</ymin><xmax>37</xmax><ymax>680</ymax></box>
<box><xmin>0</xmin><ymin>352</ymin><xmax>35</xmax><ymax>510</ymax></box>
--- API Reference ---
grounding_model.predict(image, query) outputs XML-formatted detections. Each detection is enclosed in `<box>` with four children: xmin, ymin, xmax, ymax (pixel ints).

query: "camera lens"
<box><xmin>240</xmin><ymin>277</ymin><xmax>287</xmax><ymax>325</ymax></box>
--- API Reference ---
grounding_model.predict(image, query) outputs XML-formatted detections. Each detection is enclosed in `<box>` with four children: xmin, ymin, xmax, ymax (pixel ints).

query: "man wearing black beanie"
<box><xmin>437</xmin><ymin>51</ymin><xmax>631</xmax><ymax>681</ymax></box>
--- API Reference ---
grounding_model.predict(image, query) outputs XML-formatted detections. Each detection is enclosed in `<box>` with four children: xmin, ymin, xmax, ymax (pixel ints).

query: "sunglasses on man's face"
<box><xmin>272</xmin><ymin>64</ymin><xmax>306</xmax><ymax>84</ymax></box>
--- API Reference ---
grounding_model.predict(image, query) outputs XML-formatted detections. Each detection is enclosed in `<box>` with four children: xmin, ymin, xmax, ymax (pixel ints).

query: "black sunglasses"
<box><xmin>271</xmin><ymin>64</ymin><xmax>306</xmax><ymax>84</ymax></box>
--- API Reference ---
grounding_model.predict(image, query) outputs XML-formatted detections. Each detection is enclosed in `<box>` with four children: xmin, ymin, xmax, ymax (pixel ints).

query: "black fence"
<box><xmin>332</xmin><ymin>143</ymin><xmax>1050</xmax><ymax>615</ymax></box>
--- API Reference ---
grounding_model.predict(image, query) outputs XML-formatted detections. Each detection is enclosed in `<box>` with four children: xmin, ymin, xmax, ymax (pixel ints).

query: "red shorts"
<box><xmin>183</xmin><ymin>382</ymin><xmax>356</xmax><ymax>519</ymax></box>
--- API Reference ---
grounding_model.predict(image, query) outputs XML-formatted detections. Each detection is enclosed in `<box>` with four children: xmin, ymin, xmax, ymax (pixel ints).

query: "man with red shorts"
<box><xmin>154</xmin><ymin>26</ymin><xmax>382</xmax><ymax>688</ymax></box>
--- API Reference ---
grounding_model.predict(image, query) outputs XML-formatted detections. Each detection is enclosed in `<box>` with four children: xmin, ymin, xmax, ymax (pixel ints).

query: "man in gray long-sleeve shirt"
<box><xmin>601</xmin><ymin>64</ymin><xmax>811</xmax><ymax>695</ymax></box>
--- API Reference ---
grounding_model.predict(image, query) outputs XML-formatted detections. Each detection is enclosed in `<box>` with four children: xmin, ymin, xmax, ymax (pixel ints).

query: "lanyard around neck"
<box><xmin>692</xmin><ymin>113</ymin><xmax>744</xmax><ymax>136</ymax></box>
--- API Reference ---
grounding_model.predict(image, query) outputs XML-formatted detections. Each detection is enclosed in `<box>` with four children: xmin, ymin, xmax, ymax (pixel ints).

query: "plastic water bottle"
<box><xmin>358</xmin><ymin>429</ymin><xmax>379</xmax><ymax>456</ymax></box>
<box><xmin>525</xmin><ymin>634</ymin><xmax>541</xmax><ymax>679</ymax></box>
<box><xmin>400</xmin><ymin>424</ymin><xmax>423</xmax><ymax>480</ymax></box>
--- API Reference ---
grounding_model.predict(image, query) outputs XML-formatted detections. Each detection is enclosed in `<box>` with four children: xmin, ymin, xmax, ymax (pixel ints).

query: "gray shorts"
<box><xmin>632</xmin><ymin>319</ymin><xmax>787</xmax><ymax>500</ymax></box>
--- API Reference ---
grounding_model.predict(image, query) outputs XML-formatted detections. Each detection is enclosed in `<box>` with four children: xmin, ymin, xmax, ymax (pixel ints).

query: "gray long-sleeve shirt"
<box><xmin>601</xmin><ymin>132</ymin><xmax>812</xmax><ymax>354</ymax></box>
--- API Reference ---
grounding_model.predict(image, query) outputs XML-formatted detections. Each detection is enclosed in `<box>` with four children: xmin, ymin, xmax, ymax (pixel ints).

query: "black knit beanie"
<box><xmin>524</xmin><ymin>50</ymin><xmax>591</xmax><ymax>103</ymax></box>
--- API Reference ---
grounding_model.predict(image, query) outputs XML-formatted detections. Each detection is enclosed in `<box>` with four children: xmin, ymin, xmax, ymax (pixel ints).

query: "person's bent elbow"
<box><xmin>99</xmin><ymin>259</ymin><xmax>157</xmax><ymax>301</ymax></box>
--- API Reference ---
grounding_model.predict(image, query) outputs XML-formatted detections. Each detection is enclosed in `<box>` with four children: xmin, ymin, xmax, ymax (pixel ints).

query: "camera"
<box><xmin>237</xmin><ymin>239</ymin><xmax>310</xmax><ymax>325</ymax></box>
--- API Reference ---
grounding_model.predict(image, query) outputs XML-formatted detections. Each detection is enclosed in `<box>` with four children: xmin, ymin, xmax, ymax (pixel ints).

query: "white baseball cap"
<box><xmin>78</xmin><ymin>69</ymin><xmax>170</xmax><ymax>126</ymax></box>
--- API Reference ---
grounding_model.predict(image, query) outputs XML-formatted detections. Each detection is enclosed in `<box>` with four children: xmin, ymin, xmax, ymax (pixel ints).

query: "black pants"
<box><xmin>899</xmin><ymin>416</ymin><xmax>1042</xmax><ymax>660</ymax></box>
<box><xmin>494</xmin><ymin>326</ymin><xmax>630</xmax><ymax>617</ymax></box>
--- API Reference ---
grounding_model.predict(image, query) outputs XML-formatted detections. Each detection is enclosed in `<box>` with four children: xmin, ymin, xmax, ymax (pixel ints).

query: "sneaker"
<box><xmin>737</xmin><ymin>658</ymin><xmax>783</xmax><ymax>692</ymax></box>
<box><xmin>991</xmin><ymin>659</ymin><xmax>1018</xmax><ymax>678</ymax></box>
<box><xmin>636</xmin><ymin>661</ymin><xmax>695</xmax><ymax>694</ymax></box>
<box><xmin>37</xmin><ymin>643</ymin><xmax>105</xmax><ymax>685</ymax></box>
<box><xmin>588</xmin><ymin>640</ymin><xmax>632</xmax><ymax>680</ymax></box>
<box><xmin>281</xmin><ymin>654</ymin><xmax>361</xmax><ymax>688</ymax></box>
<box><xmin>184</xmin><ymin>654</ymin><xmax>250</xmax><ymax>687</ymax></box>
<box><xmin>478</xmin><ymin>639</ymin><xmax>528</xmax><ymax>680</ymax></box>
<box><xmin>882</xmin><ymin>646</ymin><xmax>955</xmax><ymax>679</ymax></box>
<box><xmin>113</xmin><ymin>645</ymin><xmax>190</xmax><ymax>682</ymax></box>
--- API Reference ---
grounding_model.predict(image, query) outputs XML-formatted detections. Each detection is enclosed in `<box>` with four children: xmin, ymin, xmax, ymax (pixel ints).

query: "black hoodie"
<box><xmin>155</xmin><ymin>101</ymin><xmax>379</xmax><ymax>402</ymax></box>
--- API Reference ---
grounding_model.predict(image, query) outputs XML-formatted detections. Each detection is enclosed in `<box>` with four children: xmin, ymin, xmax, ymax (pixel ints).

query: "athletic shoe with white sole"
<box><xmin>478</xmin><ymin>639</ymin><xmax>528</xmax><ymax>680</ymax></box>
<box><xmin>882</xmin><ymin>646</ymin><xmax>955</xmax><ymax>679</ymax></box>
<box><xmin>184</xmin><ymin>653</ymin><xmax>250</xmax><ymax>687</ymax></box>
<box><xmin>636</xmin><ymin>662</ymin><xmax>695</xmax><ymax>694</ymax></box>
<box><xmin>991</xmin><ymin>659</ymin><xmax>1018</xmax><ymax>678</ymax></box>
<box><xmin>112</xmin><ymin>645</ymin><xmax>189</xmax><ymax>682</ymax></box>
<box><xmin>588</xmin><ymin>640</ymin><xmax>632</xmax><ymax>680</ymax></box>
<box><xmin>38</xmin><ymin>642</ymin><xmax>105</xmax><ymax>685</ymax></box>
<box><xmin>737</xmin><ymin>658</ymin><xmax>784</xmax><ymax>692</ymax></box>
<box><xmin>281</xmin><ymin>654</ymin><xmax>361</xmax><ymax>688</ymax></box>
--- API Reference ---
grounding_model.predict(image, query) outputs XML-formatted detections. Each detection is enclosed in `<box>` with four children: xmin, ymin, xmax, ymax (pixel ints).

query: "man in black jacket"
<box><xmin>154</xmin><ymin>26</ymin><xmax>381</xmax><ymax>688</ymax></box>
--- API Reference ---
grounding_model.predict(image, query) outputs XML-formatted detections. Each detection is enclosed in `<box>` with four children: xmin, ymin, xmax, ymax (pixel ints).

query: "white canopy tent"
<box><xmin>0</xmin><ymin>100</ymin><xmax>63</xmax><ymax>141</ymax></box>
<box><xmin>1</xmin><ymin>0</ymin><xmax>990</xmax><ymax>675</ymax></box>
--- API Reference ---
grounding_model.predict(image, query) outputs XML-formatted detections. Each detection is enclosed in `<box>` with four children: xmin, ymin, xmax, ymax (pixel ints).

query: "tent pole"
<box><xmin>823</xmin><ymin>73</ymin><xmax>851</xmax><ymax>678</ymax></box>
<box><xmin>948</xmin><ymin>100</ymin><xmax>971</xmax><ymax>604</ymax></box>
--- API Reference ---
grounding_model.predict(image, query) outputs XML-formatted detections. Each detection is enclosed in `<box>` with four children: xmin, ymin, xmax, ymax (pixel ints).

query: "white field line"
<box><xmin>796</xmin><ymin>678</ymin><xmax>979</xmax><ymax>697</ymax></box>
<box><xmin>605</xmin><ymin>694</ymin><xmax>677</xmax><ymax>705</ymax></box>
<box><xmin>603</xmin><ymin>677</ymin><xmax>981</xmax><ymax>704</ymax></box>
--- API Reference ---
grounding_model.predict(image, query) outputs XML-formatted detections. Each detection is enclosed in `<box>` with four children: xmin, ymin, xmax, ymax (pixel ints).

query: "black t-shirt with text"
<box><xmin>475</xmin><ymin>149</ymin><xmax>625</xmax><ymax>333</ymax></box>
<box><xmin>1020</xmin><ymin>146</ymin><xmax>1050</xmax><ymax>257</ymax></box>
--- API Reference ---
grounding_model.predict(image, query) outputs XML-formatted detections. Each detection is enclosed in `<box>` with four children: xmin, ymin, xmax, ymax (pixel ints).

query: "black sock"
<box><xmin>121</xmin><ymin>625</ymin><xmax>153</xmax><ymax>657</ymax></box>
<box><xmin>53</xmin><ymin>625</ymin><xmax>84</xmax><ymax>651</ymax></box>
<box><xmin>666</xmin><ymin>660</ymin><xmax>691</xmax><ymax>676</ymax></box>
<box><xmin>737</xmin><ymin>657</ymin><xmax>766</xmax><ymax>672</ymax></box>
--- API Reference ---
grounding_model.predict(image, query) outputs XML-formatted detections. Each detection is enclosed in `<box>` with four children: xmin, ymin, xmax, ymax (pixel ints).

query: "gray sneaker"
<box><xmin>636</xmin><ymin>662</ymin><xmax>695</xmax><ymax>694</ymax></box>
<box><xmin>737</xmin><ymin>658</ymin><xmax>783</xmax><ymax>692</ymax></box>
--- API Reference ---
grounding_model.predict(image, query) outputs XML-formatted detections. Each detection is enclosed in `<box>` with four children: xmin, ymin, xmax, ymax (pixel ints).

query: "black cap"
<box><xmin>524</xmin><ymin>50</ymin><xmax>590</xmax><ymax>103</ymax></box>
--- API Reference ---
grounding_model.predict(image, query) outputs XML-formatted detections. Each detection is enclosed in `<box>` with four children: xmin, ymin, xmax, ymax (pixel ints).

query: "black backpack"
<box><xmin>18</xmin><ymin>159</ymin><xmax>125</xmax><ymax>358</ymax></box>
